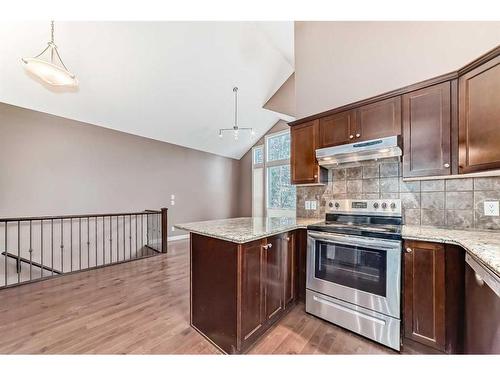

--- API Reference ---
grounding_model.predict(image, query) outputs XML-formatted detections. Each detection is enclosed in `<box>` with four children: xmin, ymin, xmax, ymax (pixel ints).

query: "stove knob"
<box><xmin>373</xmin><ymin>202</ymin><xmax>379</xmax><ymax>209</ymax></box>
<box><xmin>334</xmin><ymin>202</ymin><xmax>340</xmax><ymax>209</ymax></box>
<box><xmin>390</xmin><ymin>202</ymin><xmax>396</xmax><ymax>209</ymax></box>
<box><xmin>381</xmin><ymin>202</ymin><xmax>388</xmax><ymax>209</ymax></box>
<box><xmin>328</xmin><ymin>202</ymin><xmax>334</xmax><ymax>208</ymax></box>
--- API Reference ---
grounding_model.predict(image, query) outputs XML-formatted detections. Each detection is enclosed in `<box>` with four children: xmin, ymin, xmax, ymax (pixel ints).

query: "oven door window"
<box><xmin>315</xmin><ymin>240</ymin><xmax>387</xmax><ymax>297</ymax></box>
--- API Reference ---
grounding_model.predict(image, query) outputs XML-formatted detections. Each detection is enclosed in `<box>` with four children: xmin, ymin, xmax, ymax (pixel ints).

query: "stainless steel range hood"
<box><xmin>316</xmin><ymin>136</ymin><xmax>402</xmax><ymax>167</ymax></box>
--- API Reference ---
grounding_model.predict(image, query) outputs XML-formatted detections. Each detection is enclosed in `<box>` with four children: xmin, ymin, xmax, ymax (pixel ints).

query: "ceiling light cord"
<box><xmin>51</xmin><ymin>20</ymin><xmax>55</xmax><ymax>44</ymax></box>
<box><xmin>233</xmin><ymin>87</ymin><xmax>238</xmax><ymax>130</ymax></box>
<box><xmin>219</xmin><ymin>87</ymin><xmax>253</xmax><ymax>140</ymax></box>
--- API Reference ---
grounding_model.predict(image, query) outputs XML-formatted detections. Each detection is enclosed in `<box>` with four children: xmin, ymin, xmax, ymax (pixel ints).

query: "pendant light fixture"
<box><xmin>21</xmin><ymin>21</ymin><xmax>78</xmax><ymax>87</ymax></box>
<box><xmin>219</xmin><ymin>87</ymin><xmax>255</xmax><ymax>140</ymax></box>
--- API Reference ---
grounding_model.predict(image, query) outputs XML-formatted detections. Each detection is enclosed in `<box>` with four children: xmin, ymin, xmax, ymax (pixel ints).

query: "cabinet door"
<box><xmin>459</xmin><ymin>55</ymin><xmax>500</xmax><ymax>173</ymax></box>
<box><xmin>404</xmin><ymin>240</ymin><xmax>446</xmax><ymax>351</ymax></box>
<box><xmin>240</xmin><ymin>240</ymin><xmax>265</xmax><ymax>343</ymax></box>
<box><xmin>318</xmin><ymin>110</ymin><xmax>355</xmax><ymax>148</ymax></box>
<box><xmin>355</xmin><ymin>96</ymin><xmax>401</xmax><ymax>141</ymax></box>
<box><xmin>290</xmin><ymin>120</ymin><xmax>320</xmax><ymax>184</ymax></box>
<box><xmin>282</xmin><ymin>232</ymin><xmax>295</xmax><ymax>307</ymax></box>
<box><xmin>402</xmin><ymin>82</ymin><xmax>451</xmax><ymax>178</ymax></box>
<box><xmin>265</xmin><ymin>236</ymin><xmax>283</xmax><ymax>320</ymax></box>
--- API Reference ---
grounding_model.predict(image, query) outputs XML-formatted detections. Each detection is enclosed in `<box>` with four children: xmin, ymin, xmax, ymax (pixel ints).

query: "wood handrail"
<box><xmin>0</xmin><ymin>210</ymin><xmax>161</xmax><ymax>223</ymax></box>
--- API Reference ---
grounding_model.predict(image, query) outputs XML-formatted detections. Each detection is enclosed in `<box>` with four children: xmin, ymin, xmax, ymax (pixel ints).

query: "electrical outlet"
<box><xmin>171</xmin><ymin>226</ymin><xmax>175</xmax><ymax>232</ymax></box>
<box><xmin>170</xmin><ymin>200</ymin><xmax>175</xmax><ymax>206</ymax></box>
<box><xmin>171</xmin><ymin>194</ymin><xmax>175</xmax><ymax>200</ymax></box>
<box><xmin>484</xmin><ymin>201</ymin><xmax>499</xmax><ymax>216</ymax></box>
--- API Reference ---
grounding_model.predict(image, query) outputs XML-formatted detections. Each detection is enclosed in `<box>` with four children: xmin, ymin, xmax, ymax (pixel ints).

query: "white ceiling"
<box><xmin>0</xmin><ymin>21</ymin><xmax>294</xmax><ymax>159</ymax></box>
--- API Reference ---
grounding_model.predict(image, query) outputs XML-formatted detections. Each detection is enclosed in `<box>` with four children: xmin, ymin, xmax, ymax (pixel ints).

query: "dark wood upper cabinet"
<box><xmin>355</xmin><ymin>96</ymin><xmax>402</xmax><ymax>141</ymax></box>
<box><xmin>240</xmin><ymin>239</ymin><xmax>265</xmax><ymax>344</ymax></box>
<box><xmin>264</xmin><ymin>236</ymin><xmax>283</xmax><ymax>320</ymax></box>
<box><xmin>459</xmin><ymin>54</ymin><xmax>500</xmax><ymax>174</ymax></box>
<box><xmin>404</xmin><ymin>240</ymin><xmax>465</xmax><ymax>354</ymax></box>
<box><xmin>404</xmin><ymin>240</ymin><xmax>446</xmax><ymax>351</ymax></box>
<box><xmin>290</xmin><ymin>120</ymin><xmax>325</xmax><ymax>185</ymax></box>
<box><xmin>318</xmin><ymin>110</ymin><xmax>356</xmax><ymax>148</ymax></box>
<box><xmin>402</xmin><ymin>82</ymin><xmax>452</xmax><ymax>178</ymax></box>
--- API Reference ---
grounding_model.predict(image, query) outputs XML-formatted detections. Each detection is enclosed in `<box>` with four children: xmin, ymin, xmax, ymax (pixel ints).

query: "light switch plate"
<box><xmin>170</xmin><ymin>194</ymin><xmax>175</xmax><ymax>200</ymax></box>
<box><xmin>305</xmin><ymin>201</ymin><xmax>311</xmax><ymax>210</ymax></box>
<box><xmin>484</xmin><ymin>201</ymin><xmax>499</xmax><ymax>216</ymax></box>
<box><xmin>311</xmin><ymin>201</ymin><xmax>317</xmax><ymax>210</ymax></box>
<box><xmin>171</xmin><ymin>226</ymin><xmax>175</xmax><ymax>232</ymax></box>
<box><xmin>170</xmin><ymin>200</ymin><xmax>175</xmax><ymax>206</ymax></box>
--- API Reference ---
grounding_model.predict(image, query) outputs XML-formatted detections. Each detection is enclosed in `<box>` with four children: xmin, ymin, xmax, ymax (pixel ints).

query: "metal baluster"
<box><xmin>109</xmin><ymin>216</ymin><xmax>112</xmax><ymax>263</ymax></box>
<box><xmin>4</xmin><ymin>223</ymin><xmax>7</xmax><ymax>286</ymax></box>
<box><xmin>51</xmin><ymin>219</ymin><xmax>54</xmax><ymax>276</ymax></box>
<box><xmin>135</xmin><ymin>215</ymin><xmax>138</xmax><ymax>258</ymax></box>
<box><xmin>116</xmin><ymin>216</ymin><xmax>119</xmax><ymax>262</ymax></box>
<box><xmin>129</xmin><ymin>215</ymin><xmax>132</xmax><ymax>259</ymax></box>
<box><xmin>87</xmin><ymin>218</ymin><xmax>90</xmax><ymax>268</ymax></box>
<box><xmin>123</xmin><ymin>216</ymin><xmax>125</xmax><ymax>260</ymax></box>
<box><xmin>79</xmin><ymin>218</ymin><xmax>82</xmax><ymax>270</ymax></box>
<box><xmin>95</xmin><ymin>217</ymin><xmax>98</xmax><ymax>267</ymax></box>
<box><xmin>70</xmin><ymin>218</ymin><xmax>73</xmax><ymax>272</ymax></box>
<box><xmin>40</xmin><ymin>221</ymin><xmax>43</xmax><ymax>278</ymax></box>
<box><xmin>17</xmin><ymin>221</ymin><xmax>21</xmax><ymax>282</ymax></box>
<box><xmin>29</xmin><ymin>220</ymin><xmax>33</xmax><ymax>280</ymax></box>
<box><xmin>60</xmin><ymin>219</ymin><xmax>64</xmax><ymax>273</ymax></box>
<box><xmin>146</xmin><ymin>214</ymin><xmax>149</xmax><ymax>248</ymax></box>
<box><xmin>102</xmin><ymin>216</ymin><xmax>105</xmax><ymax>265</ymax></box>
<box><xmin>141</xmin><ymin>215</ymin><xmax>144</xmax><ymax>256</ymax></box>
<box><xmin>157</xmin><ymin>213</ymin><xmax>160</xmax><ymax>252</ymax></box>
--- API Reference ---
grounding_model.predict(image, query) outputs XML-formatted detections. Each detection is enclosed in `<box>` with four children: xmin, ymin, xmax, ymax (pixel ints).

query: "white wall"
<box><xmin>295</xmin><ymin>21</ymin><xmax>500</xmax><ymax>118</ymax></box>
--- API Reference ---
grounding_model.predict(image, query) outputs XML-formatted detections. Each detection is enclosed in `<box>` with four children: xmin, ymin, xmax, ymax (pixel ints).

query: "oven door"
<box><xmin>307</xmin><ymin>230</ymin><xmax>401</xmax><ymax>318</ymax></box>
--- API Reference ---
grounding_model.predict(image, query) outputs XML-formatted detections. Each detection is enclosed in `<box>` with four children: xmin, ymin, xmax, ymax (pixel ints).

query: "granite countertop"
<box><xmin>176</xmin><ymin>217</ymin><xmax>500</xmax><ymax>277</ymax></box>
<box><xmin>175</xmin><ymin>217</ymin><xmax>322</xmax><ymax>244</ymax></box>
<box><xmin>402</xmin><ymin>225</ymin><xmax>500</xmax><ymax>277</ymax></box>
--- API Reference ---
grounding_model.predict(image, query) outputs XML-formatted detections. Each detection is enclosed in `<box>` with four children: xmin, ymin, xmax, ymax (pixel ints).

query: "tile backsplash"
<box><xmin>296</xmin><ymin>157</ymin><xmax>500</xmax><ymax>230</ymax></box>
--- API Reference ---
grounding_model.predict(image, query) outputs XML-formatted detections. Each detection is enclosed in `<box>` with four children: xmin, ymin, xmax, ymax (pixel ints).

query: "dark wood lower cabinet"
<box><xmin>403</xmin><ymin>240</ymin><xmax>464</xmax><ymax>354</ymax></box>
<box><xmin>264</xmin><ymin>235</ymin><xmax>284</xmax><ymax>320</ymax></box>
<box><xmin>240</xmin><ymin>239</ymin><xmax>265</xmax><ymax>344</ymax></box>
<box><xmin>191</xmin><ymin>231</ymin><xmax>298</xmax><ymax>354</ymax></box>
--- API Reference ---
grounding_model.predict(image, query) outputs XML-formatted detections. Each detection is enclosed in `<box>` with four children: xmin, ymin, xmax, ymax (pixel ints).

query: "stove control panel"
<box><xmin>327</xmin><ymin>199</ymin><xmax>401</xmax><ymax>216</ymax></box>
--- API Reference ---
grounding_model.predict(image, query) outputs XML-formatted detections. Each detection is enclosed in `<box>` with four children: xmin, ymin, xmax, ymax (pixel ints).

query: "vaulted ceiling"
<box><xmin>0</xmin><ymin>21</ymin><xmax>294</xmax><ymax>159</ymax></box>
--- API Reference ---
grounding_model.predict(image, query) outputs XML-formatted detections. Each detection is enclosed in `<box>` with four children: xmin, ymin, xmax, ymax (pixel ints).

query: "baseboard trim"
<box><xmin>168</xmin><ymin>234</ymin><xmax>189</xmax><ymax>242</ymax></box>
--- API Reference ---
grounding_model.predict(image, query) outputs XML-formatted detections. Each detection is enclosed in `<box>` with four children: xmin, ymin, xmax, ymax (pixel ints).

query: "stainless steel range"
<box><xmin>306</xmin><ymin>199</ymin><xmax>402</xmax><ymax>351</ymax></box>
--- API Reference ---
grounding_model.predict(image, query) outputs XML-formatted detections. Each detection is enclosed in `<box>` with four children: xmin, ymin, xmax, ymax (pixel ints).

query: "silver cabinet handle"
<box><xmin>349</xmin><ymin>135</ymin><xmax>354</xmax><ymax>139</ymax></box>
<box><xmin>284</xmin><ymin>237</ymin><xmax>290</xmax><ymax>242</ymax></box>
<box><xmin>262</xmin><ymin>244</ymin><xmax>268</xmax><ymax>250</ymax></box>
<box><xmin>268</xmin><ymin>243</ymin><xmax>273</xmax><ymax>249</ymax></box>
<box><xmin>355</xmin><ymin>133</ymin><xmax>360</xmax><ymax>138</ymax></box>
<box><xmin>444</xmin><ymin>163</ymin><xmax>450</xmax><ymax>168</ymax></box>
<box><xmin>406</xmin><ymin>247</ymin><xmax>412</xmax><ymax>253</ymax></box>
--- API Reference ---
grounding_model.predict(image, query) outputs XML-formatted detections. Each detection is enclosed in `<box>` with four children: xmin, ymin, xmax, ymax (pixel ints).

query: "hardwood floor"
<box><xmin>0</xmin><ymin>239</ymin><xmax>395</xmax><ymax>354</ymax></box>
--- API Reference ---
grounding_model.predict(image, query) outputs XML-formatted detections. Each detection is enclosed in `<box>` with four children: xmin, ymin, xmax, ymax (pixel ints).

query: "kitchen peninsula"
<box><xmin>176</xmin><ymin>217</ymin><xmax>320</xmax><ymax>354</ymax></box>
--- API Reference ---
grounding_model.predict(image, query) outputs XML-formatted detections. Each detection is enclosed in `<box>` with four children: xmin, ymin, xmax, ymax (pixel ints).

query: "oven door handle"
<box><xmin>307</xmin><ymin>230</ymin><xmax>401</xmax><ymax>251</ymax></box>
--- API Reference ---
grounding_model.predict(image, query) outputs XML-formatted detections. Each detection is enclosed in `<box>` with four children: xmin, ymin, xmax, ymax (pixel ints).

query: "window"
<box><xmin>267</xmin><ymin>165</ymin><xmax>295</xmax><ymax>210</ymax></box>
<box><xmin>253</xmin><ymin>146</ymin><xmax>264</xmax><ymax>166</ymax></box>
<box><xmin>252</xmin><ymin>130</ymin><xmax>296</xmax><ymax>217</ymax></box>
<box><xmin>266</xmin><ymin>132</ymin><xmax>290</xmax><ymax>162</ymax></box>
